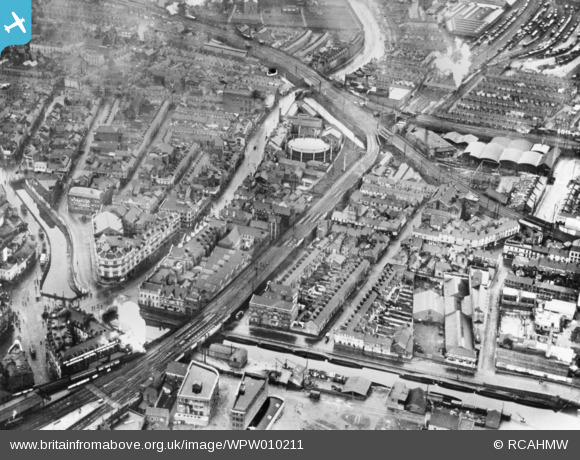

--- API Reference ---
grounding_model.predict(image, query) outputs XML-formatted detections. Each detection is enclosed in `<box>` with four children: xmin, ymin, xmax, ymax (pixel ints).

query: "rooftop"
<box><xmin>178</xmin><ymin>361</ymin><xmax>219</xmax><ymax>401</ymax></box>
<box><xmin>69</xmin><ymin>186</ymin><xmax>104</xmax><ymax>199</ymax></box>
<box><xmin>232</xmin><ymin>375</ymin><xmax>267</xmax><ymax>413</ymax></box>
<box><xmin>250</xmin><ymin>294</ymin><xmax>296</xmax><ymax>312</ymax></box>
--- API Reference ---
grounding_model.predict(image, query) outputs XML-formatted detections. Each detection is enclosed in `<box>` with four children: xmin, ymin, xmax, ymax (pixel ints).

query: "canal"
<box><xmin>15</xmin><ymin>188</ymin><xmax>77</xmax><ymax>299</ymax></box>
<box><xmin>0</xmin><ymin>166</ymin><xmax>70</xmax><ymax>384</ymax></box>
<box><xmin>224</xmin><ymin>341</ymin><xmax>580</xmax><ymax>430</ymax></box>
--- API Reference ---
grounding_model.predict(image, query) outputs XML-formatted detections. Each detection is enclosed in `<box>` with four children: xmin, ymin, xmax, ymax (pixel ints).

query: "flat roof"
<box><xmin>69</xmin><ymin>186</ymin><xmax>104</xmax><ymax>199</ymax></box>
<box><xmin>288</xmin><ymin>137</ymin><xmax>329</xmax><ymax>154</ymax></box>
<box><xmin>178</xmin><ymin>361</ymin><xmax>219</xmax><ymax>401</ymax></box>
<box><xmin>544</xmin><ymin>299</ymin><xmax>576</xmax><ymax>318</ymax></box>
<box><xmin>232</xmin><ymin>375</ymin><xmax>267</xmax><ymax>413</ymax></box>
<box><xmin>250</xmin><ymin>294</ymin><xmax>296</xmax><ymax>312</ymax></box>
<box><xmin>389</xmin><ymin>87</ymin><xmax>411</xmax><ymax>100</ymax></box>
<box><xmin>166</xmin><ymin>361</ymin><xmax>189</xmax><ymax>378</ymax></box>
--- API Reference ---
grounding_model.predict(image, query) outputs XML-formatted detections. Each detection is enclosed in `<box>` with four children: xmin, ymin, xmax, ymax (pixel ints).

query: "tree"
<box><xmin>501</xmin><ymin>336</ymin><xmax>514</xmax><ymax>349</ymax></box>
<box><xmin>571</xmin><ymin>327</ymin><xmax>580</xmax><ymax>344</ymax></box>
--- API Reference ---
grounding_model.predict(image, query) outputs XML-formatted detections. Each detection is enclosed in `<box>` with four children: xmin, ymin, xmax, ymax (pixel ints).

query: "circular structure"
<box><xmin>287</xmin><ymin>137</ymin><xmax>331</xmax><ymax>163</ymax></box>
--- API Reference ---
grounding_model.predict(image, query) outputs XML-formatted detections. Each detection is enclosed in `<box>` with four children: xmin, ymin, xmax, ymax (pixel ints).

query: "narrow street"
<box><xmin>212</xmin><ymin>91</ymin><xmax>298</xmax><ymax>217</ymax></box>
<box><xmin>330</xmin><ymin>201</ymin><xmax>427</xmax><ymax>336</ymax></box>
<box><xmin>55</xmin><ymin>96</ymin><xmax>115</xmax><ymax>295</ymax></box>
<box><xmin>478</xmin><ymin>258</ymin><xmax>510</xmax><ymax>375</ymax></box>
<box><xmin>0</xmin><ymin>168</ymin><xmax>52</xmax><ymax>384</ymax></box>
<box><xmin>116</xmin><ymin>100</ymin><xmax>171</xmax><ymax>197</ymax></box>
<box><xmin>71</xmin><ymin>98</ymin><xmax>112</xmax><ymax>181</ymax></box>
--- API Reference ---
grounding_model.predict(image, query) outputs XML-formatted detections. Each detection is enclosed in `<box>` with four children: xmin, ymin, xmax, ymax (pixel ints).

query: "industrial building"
<box><xmin>464</xmin><ymin>138</ymin><xmax>560</xmax><ymax>174</ymax></box>
<box><xmin>230</xmin><ymin>374</ymin><xmax>268</xmax><ymax>430</ymax></box>
<box><xmin>249</xmin><ymin>282</ymin><xmax>299</xmax><ymax>330</ymax></box>
<box><xmin>174</xmin><ymin>361</ymin><xmax>220</xmax><ymax>427</ymax></box>
<box><xmin>443</xmin><ymin>2</ymin><xmax>504</xmax><ymax>38</ymax></box>
<box><xmin>287</xmin><ymin>137</ymin><xmax>332</xmax><ymax>163</ymax></box>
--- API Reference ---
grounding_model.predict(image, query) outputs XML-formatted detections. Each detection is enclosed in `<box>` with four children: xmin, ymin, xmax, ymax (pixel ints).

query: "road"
<box><xmin>0</xmin><ymin>171</ymin><xmax>51</xmax><ymax>384</ymax></box>
<box><xmin>116</xmin><ymin>100</ymin><xmax>171</xmax><ymax>197</ymax></box>
<box><xmin>330</xmin><ymin>201</ymin><xmax>427</xmax><ymax>333</ymax></box>
<box><xmin>71</xmin><ymin>98</ymin><xmax>111</xmax><ymax>181</ymax></box>
<box><xmin>213</xmin><ymin>91</ymin><xmax>298</xmax><ymax>216</ymax></box>
<box><xmin>54</xmin><ymin>100</ymin><xmax>112</xmax><ymax>295</ymax></box>
<box><xmin>11</xmin><ymin>3</ymin><xmax>577</xmax><ymax>429</ymax></box>
<box><xmin>11</xmin><ymin>11</ymin><xmax>389</xmax><ymax>428</ymax></box>
<box><xmin>478</xmin><ymin>260</ymin><xmax>509</xmax><ymax>375</ymax></box>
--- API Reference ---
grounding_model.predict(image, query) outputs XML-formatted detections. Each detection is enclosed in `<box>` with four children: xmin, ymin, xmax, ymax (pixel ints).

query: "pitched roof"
<box><xmin>342</xmin><ymin>376</ymin><xmax>371</xmax><ymax>396</ymax></box>
<box><xmin>430</xmin><ymin>408</ymin><xmax>460</xmax><ymax>430</ymax></box>
<box><xmin>413</xmin><ymin>289</ymin><xmax>445</xmax><ymax>316</ymax></box>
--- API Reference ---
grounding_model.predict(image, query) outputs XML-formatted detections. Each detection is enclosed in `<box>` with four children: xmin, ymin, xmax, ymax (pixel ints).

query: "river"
<box><xmin>224</xmin><ymin>341</ymin><xmax>580</xmax><ymax>430</ymax></box>
<box><xmin>15</xmin><ymin>189</ymin><xmax>77</xmax><ymax>299</ymax></box>
<box><xmin>331</xmin><ymin>0</ymin><xmax>386</xmax><ymax>80</ymax></box>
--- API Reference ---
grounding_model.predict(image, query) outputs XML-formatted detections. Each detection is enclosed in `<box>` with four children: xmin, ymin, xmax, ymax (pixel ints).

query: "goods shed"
<box><xmin>342</xmin><ymin>376</ymin><xmax>372</xmax><ymax>398</ymax></box>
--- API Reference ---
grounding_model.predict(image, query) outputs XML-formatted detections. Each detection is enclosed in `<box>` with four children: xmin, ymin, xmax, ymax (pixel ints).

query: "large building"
<box><xmin>68</xmin><ymin>186</ymin><xmax>106</xmax><ymax>214</ymax></box>
<box><xmin>443</xmin><ymin>275</ymin><xmax>477</xmax><ymax>369</ymax></box>
<box><xmin>0</xmin><ymin>341</ymin><xmax>34</xmax><ymax>393</ymax></box>
<box><xmin>287</xmin><ymin>137</ymin><xmax>331</xmax><ymax>163</ymax></box>
<box><xmin>207</xmin><ymin>343</ymin><xmax>248</xmax><ymax>368</ymax></box>
<box><xmin>443</xmin><ymin>2</ymin><xmax>504</xmax><ymax>38</ymax></box>
<box><xmin>464</xmin><ymin>138</ymin><xmax>560</xmax><ymax>174</ymax></box>
<box><xmin>230</xmin><ymin>374</ymin><xmax>268</xmax><ymax>430</ymax></box>
<box><xmin>174</xmin><ymin>361</ymin><xmax>220</xmax><ymax>427</ymax></box>
<box><xmin>504</xmin><ymin>274</ymin><xmax>578</xmax><ymax>303</ymax></box>
<box><xmin>92</xmin><ymin>210</ymin><xmax>180</xmax><ymax>284</ymax></box>
<box><xmin>406</xmin><ymin>127</ymin><xmax>456</xmax><ymax>158</ymax></box>
<box><xmin>45</xmin><ymin>306</ymin><xmax>124</xmax><ymax>379</ymax></box>
<box><xmin>0</xmin><ymin>240</ymin><xmax>35</xmax><ymax>282</ymax></box>
<box><xmin>248</xmin><ymin>282</ymin><xmax>299</xmax><ymax>330</ymax></box>
<box><xmin>413</xmin><ymin>289</ymin><xmax>445</xmax><ymax>323</ymax></box>
<box><xmin>223</xmin><ymin>89</ymin><xmax>259</xmax><ymax>115</ymax></box>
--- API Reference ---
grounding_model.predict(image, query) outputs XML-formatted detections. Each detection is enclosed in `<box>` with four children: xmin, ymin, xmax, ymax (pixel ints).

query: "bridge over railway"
<box><xmin>8</xmin><ymin>3</ymin><xmax>577</xmax><ymax>430</ymax></box>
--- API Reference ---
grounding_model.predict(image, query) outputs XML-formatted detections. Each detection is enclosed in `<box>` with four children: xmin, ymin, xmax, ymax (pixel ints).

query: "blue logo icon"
<box><xmin>0</xmin><ymin>0</ymin><xmax>31</xmax><ymax>55</ymax></box>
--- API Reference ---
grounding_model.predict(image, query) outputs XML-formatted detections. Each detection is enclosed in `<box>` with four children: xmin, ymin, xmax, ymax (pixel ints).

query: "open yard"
<box><xmin>272</xmin><ymin>386</ymin><xmax>422</xmax><ymax>430</ymax></box>
<box><xmin>414</xmin><ymin>322</ymin><xmax>444</xmax><ymax>358</ymax></box>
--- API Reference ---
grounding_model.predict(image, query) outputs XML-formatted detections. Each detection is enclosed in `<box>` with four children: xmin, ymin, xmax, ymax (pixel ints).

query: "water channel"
<box><xmin>224</xmin><ymin>341</ymin><xmax>580</xmax><ymax>430</ymax></box>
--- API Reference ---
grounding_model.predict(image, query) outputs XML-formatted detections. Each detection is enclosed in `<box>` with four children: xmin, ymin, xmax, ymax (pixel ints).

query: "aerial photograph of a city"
<box><xmin>2</xmin><ymin>0</ymin><xmax>580</xmax><ymax>432</ymax></box>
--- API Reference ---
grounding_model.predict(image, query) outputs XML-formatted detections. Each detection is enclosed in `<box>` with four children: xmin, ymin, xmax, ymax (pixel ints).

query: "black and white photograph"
<box><xmin>0</xmin><ymin>0</ymin><xmax>580</xmax><ymax>436</ymax></box>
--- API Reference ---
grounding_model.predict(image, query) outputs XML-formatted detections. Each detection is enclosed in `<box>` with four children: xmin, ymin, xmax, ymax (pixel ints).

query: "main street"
<box><xmin>11</xmin><ymin>4</ymin><xmax>579</xmax><ymax>429</ymax></box>
<box><xmin>11</xmin><ymin>54</ymin><xmax>384</xmax><ymax>432</ymax></box>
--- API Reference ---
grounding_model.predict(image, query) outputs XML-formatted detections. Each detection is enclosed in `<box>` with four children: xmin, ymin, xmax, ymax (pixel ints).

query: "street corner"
<box><xmin>0</xmin><ymin>0</ymin><xmax>31</xmax><ymax>55</ymax></box>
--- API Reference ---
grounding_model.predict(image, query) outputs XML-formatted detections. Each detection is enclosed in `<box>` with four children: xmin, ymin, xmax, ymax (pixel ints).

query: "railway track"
<box><xmin>12</xmin><ymin>2</ymin><xmax>571</xmax><ymax>429</ymax></box>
